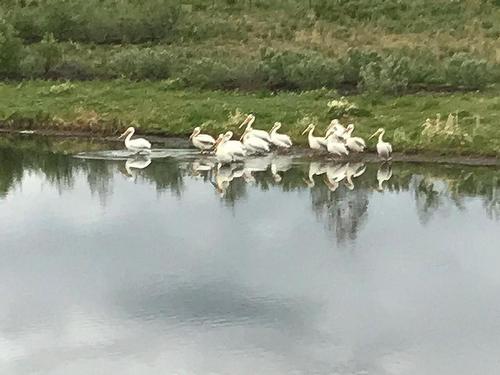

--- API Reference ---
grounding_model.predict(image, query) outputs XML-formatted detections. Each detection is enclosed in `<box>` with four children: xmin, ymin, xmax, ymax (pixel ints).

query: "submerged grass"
<box><xmin>1</xmin><ymin>80</ymin><xmax>500</xmax><ymax>156</ymax></box>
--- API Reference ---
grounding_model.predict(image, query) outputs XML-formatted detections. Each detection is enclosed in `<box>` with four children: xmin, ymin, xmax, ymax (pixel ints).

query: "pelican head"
<box><xmin>369</xmin><ymin>128</ymin><xmax>385</xmax><ymax>140</ymax></box>
<box><xmin>224</xmin><ymin>131</ymin><xmax>234</xmax><ymax>140</ymax></box>
<box><xmin>301</xmin><ymin>123</ymin><xmax>314</xmax><ymax>135</ymax></box>
<box><xmin>328</xmin><ymin>119</ymin><xmax>340</xmax><ymax>130</ymax></box>
<box><xmin>272</xmin><ymin>122</ymin><xmax>282</xmax><ymax>131</ymax></box>
<box><xmin>346</xmin><ymin>124</ymin><xmax>354</xmax><ymax>131</ymax></box>
<box><xmin>118</xmin><ymin>127</ymin><xmax>134</xmax><ymax>139</ymax></box>
<box><xmin>239</xmin><ymin>114</ymin><xmax>255</xmax><ymax>129</ymax></box>
<box><xmin>189</xmin><ymin>127</ymin><xmax>201</xmax><ymax>140</ymax></box>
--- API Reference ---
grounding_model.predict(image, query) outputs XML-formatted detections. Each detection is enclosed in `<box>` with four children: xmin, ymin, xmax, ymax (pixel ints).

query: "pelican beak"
<box><xmin>301</xmin><ymin>126</ymin><xmax>310</xmax><ymax>135</ymax></box>
<box><xmin>214</xmin><ymin>137</ymin><xmax>222</xmax><ymax>150</ymax></box>
<box><xmin>118</xmin><ymin>130</ymin><xmax>128</xmax><ymax>140</ymax></box>
<box><xmin>239</xmin><ymin>115</ymin><xmax>251</xmax><ymax>129</ymax></box>
<box><xmin>189</xmin><ymin>133</ymin><xmax>194</xmax><ymax>140</ymax></box>
<box><xmin>368</xmin><ymin>132</ymin><xmax>377</xmax><ymax>140</ymax></box>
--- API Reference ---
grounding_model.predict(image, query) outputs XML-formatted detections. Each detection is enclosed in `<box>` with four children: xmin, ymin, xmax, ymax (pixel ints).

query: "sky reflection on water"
<box><xmin>1</xmin><ymin>137</ymin><xmax>500</xmax><ymax>375</ymax></box>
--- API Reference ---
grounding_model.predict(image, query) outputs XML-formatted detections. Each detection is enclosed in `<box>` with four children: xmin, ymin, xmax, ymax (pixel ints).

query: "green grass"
<box><xmin>1</xmin><ymin>80</ymin><xmax>500</xmax><ymax>156</ymax></box>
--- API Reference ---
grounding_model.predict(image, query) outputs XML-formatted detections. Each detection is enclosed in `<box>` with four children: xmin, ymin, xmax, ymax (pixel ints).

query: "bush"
<box><xmin>0</xmin><ymin>17</ymin><xmax>23</xmax><ymax>78</ymax></box>
<box><xmin>108</xmin><ymin>48</ymin><xmax>171</xmax><ymax>80</ymax></box>
<box><xmin>444</xmin><ymin>53</ymin><xmax>491</xmax><ymax>89</ymax></box>
<box><xmin>360</xmin><ymin>55</ymin><xmax>411</xmax><ymax>94</ymax></box>
<box><xmin>7</xmin><ymin>0</ymin><xmax>181</xmax><ymax>44</ymax></box>
<box><xmin>47</xmin><ymin>60</ymin><xmax>94</xmax><ymax>80</ymax></box>
<box><xmin>258</xmin><ymin>49</ymin><xmax>340</xmax><ymax>90</ymax></box>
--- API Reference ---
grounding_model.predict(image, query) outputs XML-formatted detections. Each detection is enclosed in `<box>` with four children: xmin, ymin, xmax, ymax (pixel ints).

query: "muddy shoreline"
<box><xmin>1</xmin><ymin>128</ymin><xmax>499</xmax><ymax>167</ymax></box>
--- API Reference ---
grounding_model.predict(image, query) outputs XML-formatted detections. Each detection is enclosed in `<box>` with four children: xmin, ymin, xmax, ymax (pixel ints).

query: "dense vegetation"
<box><xmin>1</xmin><ymin>0</ymin><xmax>500</xmax><ymax>93</ymax></box>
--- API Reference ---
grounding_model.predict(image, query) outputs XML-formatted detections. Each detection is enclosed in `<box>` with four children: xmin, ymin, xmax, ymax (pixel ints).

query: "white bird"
<box><xmin>214</xmin><ymin>131</ymin><xmax>246</xmax><ymax>164</ymax></box>
<box><xmin>369</xmin><ymin>128</ymin><xmax>393</xmax><ymax>160</ymax></box>
<box><xmin>241</xmin><ymin>128</ymin><xmax>271</xmax><ymax>154</ymax></box>
<box><xmin>327</xmin><ymin>119</ymin><xmax>346</xmax><ymax>140</ymax></box>
<box><xmin>377</xmin><ymin>162</ymin><xmax>393</xmax><ymax>191</ymax></box>
<box><xmin>324</xmin><ymin>162</ymin><xmax>348</xmax><ymax>191</ymax></box>
<box><xmin>302</xmin><ymin>124</ymin><xmax>327</xmax><ymax>151</ymax></box>
<box><xmin>325</xmin><ymin>131</ymin><xmax>349</xmax><ymax>156</ymax></box>
<box><xmin>343</xmin><ymin>124</ymin><xmax>366</xmax><ymax>153</ymax></box>
<box><xmin>189</xmin><ymin>127</ymin><xmax>215</xmax><ymax>152</ymax></box>
<box><xmin>270</xmin><ymin>122</ymin><xmax>292</xmax><ymax>149</ymax></box>
<box><xmin>239</xmin><ymin>114</ymin><xmax>272</xmax><ymax>143</ymax></box>
<box><xmin>344</xmin><ymin>162</ymin><xmax>366</xmax><ymax>190</ymax></box>
<box><xmin>118</xmin><ymin>127</ymin><xmax>151</xmax><ymax>153</ymax></box>
<box><xmin>304</xmin><ymin>161</ymin><xmax>327</xmax><ymax>187</ymax></box>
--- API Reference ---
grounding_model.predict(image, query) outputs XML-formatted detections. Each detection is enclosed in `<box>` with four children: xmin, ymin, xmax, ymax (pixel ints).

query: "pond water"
<box><xmin>1</xmin><ymin>135</ymin><xmax>500</xmax><ymax>375</ymax></box>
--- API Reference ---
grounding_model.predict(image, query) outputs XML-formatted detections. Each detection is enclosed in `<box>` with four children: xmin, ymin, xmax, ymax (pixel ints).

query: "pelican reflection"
<box><xmin>377</xmin><ymin>162</ymin><xmax>393</xmax><ymax>191</ymax></box>
<box><xmin>123</xmin><ymin>155</ymin><xmax>151</xmax><ymax>182</ymax></box>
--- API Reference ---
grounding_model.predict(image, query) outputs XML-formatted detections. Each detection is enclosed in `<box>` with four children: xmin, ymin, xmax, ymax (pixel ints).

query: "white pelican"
<box><xmin>214</xmin><ymin>131</ymin><xmax>246</xmax><ymax>164</ymax></box>
<box><xmin>239</xmin><ymin>114</ymin><xmax>272</xmax><ymax>143</ymax></box>
<box><xmin>327</xmin><ymin>119</ymin><xmax>346</xmax><ymax>140</ymax></box>
<box><xmin>344</xmin><ymin>162</ymin><xmax>366</xmax><ymax>190</ymax></box>
<box><xmin>270</xmin><ymin>122</ymin><xmax>292</xmax><ymax>149</ymax></box>
<box><xmin>302</xmin><ymin>124</ymin><xmax>327</xmax><ymax>151</ymax></box>
<box><xmin>123</xmin><ymin>156</ymin><xmax>151</xmax><ymax>182</ymax></box>
<box><xmin>369</xmin><ymin>128</ymin><xmax>393</xmax><ymax>160</ymax></box>
<box><xmin>118</xmin><ymin>127</ymin><xmax>151</xmax><ymax>153</ymax></box>
<box><xmin>304</xmin><ymin>161</ymin><xmax>327</xmax><ymax>187</ymax></box>
<box><xmin>325</xmin><ymin>131</ymin><xmax>349</xmax><ymax>157</ymax></box>
<box><xmin>377</xmin><ymin>162</ymin><xmax>393</xmax><ymax>191</ymax></box>
<box><xmin>324</xmin><ymin>162</ymin><xmax>348</xmax><ymax>191</ymax></box>
<box><xmin>241</xmin><ymin>129</ymin><xmax>271</xmax><ymax>154</ymax></box>
<box><xmin>343</xmin><ymin>124</ymin><xmax>366</xmax><ymax>153</ymax></box>
<box><xmin>189</xmin><ymin>127</ymin><xmax>215</xmax><ymax>152</ymax></box>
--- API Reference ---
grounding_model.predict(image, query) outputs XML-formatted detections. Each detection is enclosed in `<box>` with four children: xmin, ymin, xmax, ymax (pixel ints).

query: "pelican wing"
<box><xmin>244</xmin><ymin>135</ymin><xmax>270</xmax><ymax>153</ymax></box>
<box><xmin>197</xmin><ymin>134</ymin><xmax>216</xmax><ymax>145</ymax></box>
<box><xmin>130</xmin><ymin>138</ymin><xmax>151</xmax><ymax>149</ymax></box>
<box><xmin>317</xmin><ymin>137</ymin><xmax>328</xmax><ymax>148</ymax></box>
<box><xmin>249</xmin><ymin>129</ymin><xmax>271</xmax><ymax>143</ymax></box>
<box><xmin>273</xmin><ymin>133</ymin><xmax>292</xmax><ymax>148</ymax></box>
<box><xmin>353</xmin><ymin>137</ymin><xmax>366</xmax><ymax>148</ymax></box>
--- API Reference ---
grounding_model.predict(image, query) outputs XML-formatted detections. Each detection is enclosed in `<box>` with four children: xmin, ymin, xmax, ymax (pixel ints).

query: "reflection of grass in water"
<box><xmin>2</xmin><ymin>81</ymin><xmax>500</xmax><ymax>155</ymax></box>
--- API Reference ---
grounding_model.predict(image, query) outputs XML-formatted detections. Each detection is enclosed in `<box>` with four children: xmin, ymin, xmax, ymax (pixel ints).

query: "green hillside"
<box><xmin>1</xmin><ymin>0</ymin><xmax>500</xmax><ymax>93</ymax></box>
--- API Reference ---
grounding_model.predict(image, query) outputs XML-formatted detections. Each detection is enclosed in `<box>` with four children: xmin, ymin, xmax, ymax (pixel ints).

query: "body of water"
<box><xmin>1</xmin><ymin>136</ymin><xmax>499</xmax><ymax>374</ymax></box>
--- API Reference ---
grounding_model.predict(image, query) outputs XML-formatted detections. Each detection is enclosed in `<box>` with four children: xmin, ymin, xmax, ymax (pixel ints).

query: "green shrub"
<box><xmin>360</xmin><ymin>55</ymin><xmax>411</xmax><ymax>94</ymax></box>
<box><xmin>338</xmin><ymin>49</ymin><xmax>382</xmax><ymax>85</ymax></box>
<box><xmin>257</xmin><ymin>49</ymin><xmax>340</xmax><ymax>90</ymax></box>
<box><xmin>444</xmin><ymin>53</ymin><xmax>491</xmax><ymax>89</ymax></box>
<box><xmin>0</xmin><ymin>17</ymin><xmax>23</xmax><ymax>78</ymax></box>
<box><xmin>108</xmin><ymin>48</ymin><xmax>171</xmax><ymax>80</ymax></box>
<box><xmin>19</xmin><ymin>53</ymin><xmax>46</xmax><ymax>79</ymax></box>
<box><xmin>7</xmin><ymin>0</ymin><xmax>181</xmax><ymax>44</ymax></box>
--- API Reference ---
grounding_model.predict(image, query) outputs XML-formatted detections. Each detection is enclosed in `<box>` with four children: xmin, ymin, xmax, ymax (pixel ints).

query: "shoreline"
<box><xmin>2</xmin><ymin>128</ymin><xmax>499</xmax><ymax>167</ymax></box>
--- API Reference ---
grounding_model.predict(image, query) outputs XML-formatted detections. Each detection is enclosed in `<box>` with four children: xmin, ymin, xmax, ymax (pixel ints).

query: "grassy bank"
<box><xmin>1</xmin><ymin>81</ymin><xmax>500</xmax><ymax>156</ymax></box>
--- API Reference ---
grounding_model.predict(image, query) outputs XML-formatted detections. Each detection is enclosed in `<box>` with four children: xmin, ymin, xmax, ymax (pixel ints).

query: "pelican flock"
<box><xmin>116</xmin><ymin>115</ymin><xmax>393</xmax><ymax>193</ymax></box>
<box><xmin>118</xmin><ymin>115</ymin><xmax>390</xmax><ymax>162</ymax></box>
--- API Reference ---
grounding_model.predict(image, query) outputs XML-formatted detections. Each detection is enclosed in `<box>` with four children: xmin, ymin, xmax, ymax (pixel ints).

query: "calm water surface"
<box><xmin>1</xmin><ymin>136</ymin><xmax>500</xmax><ymax>374</ymax></box>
